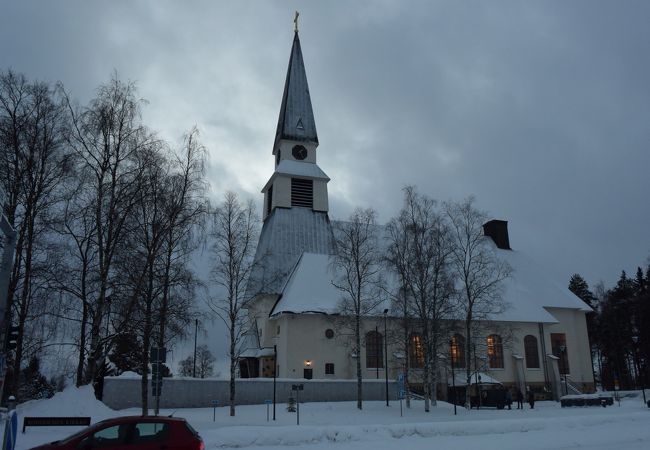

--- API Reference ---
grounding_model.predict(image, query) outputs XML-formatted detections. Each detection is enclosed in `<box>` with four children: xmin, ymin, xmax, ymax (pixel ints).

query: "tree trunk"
<box><xmin>76</xmin><ymin>300</ymin><xmax>88</xmax><ymax>387</ymax></box>
<box><xmin>356</xmin><ymin>314</ymin><xmax>363</xmax><ymax>410</ymax></box>
<box><xmin>229</xmin><ymin>323</ymin><xmax>236</xmax><ymax>416</ymax></box>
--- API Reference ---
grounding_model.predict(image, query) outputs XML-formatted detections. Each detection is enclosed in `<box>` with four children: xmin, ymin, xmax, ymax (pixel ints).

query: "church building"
<box><xmin>240</xmin><ymin>28</ymin><xmax>595</xmax><ymax>402</ymax></box>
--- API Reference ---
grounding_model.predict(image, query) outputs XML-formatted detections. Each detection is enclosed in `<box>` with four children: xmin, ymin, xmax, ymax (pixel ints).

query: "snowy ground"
<box><xmin>14</xmin><ymin>386</ymin><xmax>650</xmax><ymax>450</ymax></box>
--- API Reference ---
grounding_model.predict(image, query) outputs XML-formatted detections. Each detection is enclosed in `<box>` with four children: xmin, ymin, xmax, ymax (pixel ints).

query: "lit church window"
<box><xmin>409</xmin><ymin>333</ymin><xmax>424</xmax><ymax>368</ymax></box>
<box><xmin>450</xmin><ymin>334</ymin><xmax>466</xmax><ymax>368</ymax></box>
<box><xmin>487</xmin><ymin>334</ymin><xmax>504</xmax><ymax>368</ymax></box>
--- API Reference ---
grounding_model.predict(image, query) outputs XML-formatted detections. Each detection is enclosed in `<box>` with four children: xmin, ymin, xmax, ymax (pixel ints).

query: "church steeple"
<box><xmin>274</xmin><ymin>31</ymin><xmax>318</xmax><ymax>151</ymax></box>
<box><xmin>262</xmin><ymin>24</ymin><xmax>329</xmax><ymax>221</ymax></box>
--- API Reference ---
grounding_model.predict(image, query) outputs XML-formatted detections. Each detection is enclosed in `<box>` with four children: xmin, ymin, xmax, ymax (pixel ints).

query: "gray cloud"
<box><xmin>2</xmin><ymin>0</ymin><xmax>648</xmax><ymax>289</ymax></box>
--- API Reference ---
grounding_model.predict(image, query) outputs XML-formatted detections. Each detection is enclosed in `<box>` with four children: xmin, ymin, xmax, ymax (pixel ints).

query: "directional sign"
<box><xmin>264</xmin><ymin>399</ymin><xmax>273</xmax><ymax>405</ymax></box>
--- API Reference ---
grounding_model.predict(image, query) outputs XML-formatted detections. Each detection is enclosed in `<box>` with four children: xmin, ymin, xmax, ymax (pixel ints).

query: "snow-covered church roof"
<box><xmin>269</xmin><ymin>240</ymin><xmax>591</xmax><ymax>324</ymax></box>
<box><xmin>245</xmin><ymin>208</ymin><xmax>336</xmax><ymax>298</ymax></box>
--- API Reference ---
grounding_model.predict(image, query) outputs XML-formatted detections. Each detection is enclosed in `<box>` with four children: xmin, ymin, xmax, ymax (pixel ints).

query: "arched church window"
<box><xmin>409</xmin><ymin>333</ymin><xmax>424</xmax><ymax>369</ymax></box>
<box><xmin>487</xmin><ymin>334</ymin><xmax>504</xmax><ymax>369</ymax></box>
<box><xmin>524</xmin><ymin>335</ymin><xmax>540</xmax><ymax>369</ymax></box>
<box><xmin>450</xmin><ymin>334</ymin><xmax>466</xmax><ymax>368</ymax></box>
<box><xmin>365</xmin><ymin>331</ymin><xmax>384</xmax><ymax>368</ymax></box>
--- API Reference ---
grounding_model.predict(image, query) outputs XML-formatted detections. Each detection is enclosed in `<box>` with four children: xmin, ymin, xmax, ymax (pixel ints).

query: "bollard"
<box><xmin>212</xmin><ymin>400</ymin><xmax>219</xmax><ymax>422</ymax></box>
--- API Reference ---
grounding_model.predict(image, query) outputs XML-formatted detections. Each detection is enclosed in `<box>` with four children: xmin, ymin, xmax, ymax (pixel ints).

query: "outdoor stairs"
<box><xmin>562</xmin><ymin>376</ymin><xmax>583</xmax><ymax>395</ymax></box>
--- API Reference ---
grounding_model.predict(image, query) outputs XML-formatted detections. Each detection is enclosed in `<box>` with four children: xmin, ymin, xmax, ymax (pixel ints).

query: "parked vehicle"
<box><xmin>29</xmin><ymin>415</ymin><xmax>204</xmax><ymax>450</ymax></box>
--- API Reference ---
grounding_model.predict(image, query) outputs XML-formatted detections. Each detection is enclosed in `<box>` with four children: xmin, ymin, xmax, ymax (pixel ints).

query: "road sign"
<box><xmin>150</xmin><ymin>347</ymin><xmax>167</xmax><ymax>363</ymax></box>
<box><xmin>292</xmin><ymin>384</ymin><xmax>304</xmax><ymax>391</ymax></box>
<box><xmin>399</xmin><ymin>390</ymin><xmax>406</xmax><ymax>399</ymax></box>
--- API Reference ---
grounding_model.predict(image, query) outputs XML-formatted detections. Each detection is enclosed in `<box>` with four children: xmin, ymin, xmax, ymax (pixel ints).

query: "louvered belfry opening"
<box><xmin>291</xmin><ymin>178</ymin><xmax>313</xmax><ymax>208</ymax></box>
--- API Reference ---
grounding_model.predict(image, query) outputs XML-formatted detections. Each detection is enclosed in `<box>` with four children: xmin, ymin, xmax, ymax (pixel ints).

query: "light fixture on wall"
<box><xmin>304</xmin><ymin>360</ymin><xmax>312</xmax><ymax>367</ymax></box>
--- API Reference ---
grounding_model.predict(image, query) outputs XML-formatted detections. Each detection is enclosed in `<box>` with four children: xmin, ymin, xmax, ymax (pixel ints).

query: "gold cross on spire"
<box><xmin>294</xmin><ymin>11</ymin><xmax>300</xmax><ymax>33</ymax></box>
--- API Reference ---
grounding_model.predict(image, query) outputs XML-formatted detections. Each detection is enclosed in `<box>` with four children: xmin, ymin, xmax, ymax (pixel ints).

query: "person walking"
<box><xmin>516</xmin><ymin>387</ymin><xmax>524</xmax><ymax>409</ymax></box>
<box><xmin>505</xmin><ymin>388</ymin><xmax>513</xmax><ymax>410</ymax></box>
<box><xmin>528</xmin><ymin>387</ymin><xmax>535</xmax><ymax>409</ymax></box>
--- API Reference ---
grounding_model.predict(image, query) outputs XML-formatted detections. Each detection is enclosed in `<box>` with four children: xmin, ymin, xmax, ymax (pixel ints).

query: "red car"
<box><xmin>28</xmin><ymin>416</ymin><xmax>204</xmax><ymax>450</ymax></box>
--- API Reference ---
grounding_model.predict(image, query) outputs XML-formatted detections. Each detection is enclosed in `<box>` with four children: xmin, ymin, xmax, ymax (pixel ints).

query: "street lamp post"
<box><xmin>273</xmin><ymin>344</ymin><xmax>277</xmax><ymax>420</ymax></box>
<box><xmin>384</xmin><ymin>308</ymin><xmax>389</xmax><ymax>407</ymax></box>
<box><xmin>450</xmin><ymin>339</ymin><xmax>457</xmax><ymax>416</ymax></box>
<box><xmin>560</xmin><ymin>345</ymin><xmax>568</xmax><ymax>396</ymax></box>
<box><xmin>632</xmin><ymin>336</ymin><xmax>646</xmax><ymax>405</ymax></box>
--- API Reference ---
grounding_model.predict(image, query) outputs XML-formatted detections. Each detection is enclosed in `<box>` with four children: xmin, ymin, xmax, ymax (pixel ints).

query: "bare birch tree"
<box><xmin>386</xmin><ymin>187</ymin><xmax>455</xmax><ymax>411</ymax></box>
<box><xmin>332</xmin><ymin>208</ymin><xmax>384</xmax><ymax>410</ymax></box>
<box><xmin>444</xmin><ymin>197</ymin><xmax>511</xmax><ymax>407</ymax></box>
<box><xmin>0</xmin><ymin>71</ymin><xmax>71</xmax><ymax>396</ymax></box>
<box><xmin>207</xmin><ymin>192</ymin><xmax>258</xmax><ymax>417</ymax></box>
<box><xmin>63</xmin><ymin>75</ymin><xmax>155</xmax><ymax>392</ymax></box>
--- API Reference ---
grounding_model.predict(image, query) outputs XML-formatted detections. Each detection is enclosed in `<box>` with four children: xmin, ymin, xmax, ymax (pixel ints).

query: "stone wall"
<box><xmin>103</xmin><ymin>377</ymin><xmax>398</xmax><ymax>410</ymax></box>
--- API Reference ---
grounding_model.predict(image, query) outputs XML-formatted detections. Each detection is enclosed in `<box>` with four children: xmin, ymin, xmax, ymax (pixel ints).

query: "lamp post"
<box><xmin>384</xmin><ymin>308</ymin><xmax>389</xmax><ymax>407</ymax></box>
<box><xmin>474</xmin><ymin>343</ymin><xmax>481</xmax><ymax>410</ymax></box>
<box><xmin>559</xmin><ymin>345</ymin><xmax>568</xmax><ymax>396</ymax></box>
<box><xmin>450</xmin><ymin>339</ymin><xmax>457</xmax><ymax>416</ymax></box>
<box><xmin>631</xmin><ymin>336</ymin><xmax>646</xmax><ymax>404</ymax></box>
<box><xmin>193</xmin><ymin>318</ymin><xmax>198</xmax><ymax>378</ymax></box>
<box><xmin>273</xmin><ymin>345</ymin><xmax>277</xmax><ymax>420</ymax></box>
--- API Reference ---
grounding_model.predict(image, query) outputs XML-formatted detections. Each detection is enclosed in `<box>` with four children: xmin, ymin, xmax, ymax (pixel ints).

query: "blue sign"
<box><xmin>397</xmin><ymin>373</ymin><xmax>405</xmax><ymax>383</ymax></box>
<box><xmin>264</xmin><ymin>399</ymin><xmax>273</xmax><ymax>405</ymax></box>
<box><xmin>399</xmin><ymin>390</ymin><xmax>406</xmax><ymax>399</ymax></box>
<box><xmin>3</xmin><ymin>410</ymin><xmax>18</xmax><ymax>450</ymax></box>
<box><xmin>212</xmin><ymin>400</ymin><xmax>219</xmax><ymax>406</ymax></box>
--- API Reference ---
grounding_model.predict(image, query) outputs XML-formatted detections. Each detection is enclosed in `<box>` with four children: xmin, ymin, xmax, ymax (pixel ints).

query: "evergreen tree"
<box><xmin>109</xmin><ymin>332</ymin><xmax>142</xmax><ymax>375</ymax></box>
<box><xmin>17</xmin><ymin>357</ymin><xmax>55</xmax><ymax>402</ymax></box>
<box><xmin>568</xmin><ymin>274</ymin><xmax>597</xmax><ymax>307</ymax></box>
<box><xmin>597</xmin><ymin>272</ymin><xmax>635</xmax><ymax>389</ymax></box>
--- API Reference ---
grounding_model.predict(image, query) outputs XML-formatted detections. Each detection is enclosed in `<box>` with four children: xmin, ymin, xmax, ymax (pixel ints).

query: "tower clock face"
<box><xmin>292</xmin><ymin>145</ymin><xmax>308</xmax><ymax>160</ymax></box>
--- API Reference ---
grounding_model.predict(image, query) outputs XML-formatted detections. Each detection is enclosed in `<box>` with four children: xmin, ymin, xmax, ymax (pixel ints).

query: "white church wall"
<box><xmin>545</xmin><ymin>308</ymin><xmax>594</xmax><ymax>389</ymax></box>
<box><xmin>272</xmin><ymin>176</ymin><xmax>291</xmax><ymax>209</ymax></box>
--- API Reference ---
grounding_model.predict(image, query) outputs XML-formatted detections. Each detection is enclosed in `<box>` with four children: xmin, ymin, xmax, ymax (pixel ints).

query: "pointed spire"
<box><xmin>274</xmin><ymin>30</ymin><xmax>318</xmax><ymax>150</ymax></box>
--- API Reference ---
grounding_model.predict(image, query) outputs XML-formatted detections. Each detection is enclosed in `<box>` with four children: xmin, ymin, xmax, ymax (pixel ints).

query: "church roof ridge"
<box><xmin>274</xmin><ymin>31</ymin><xmax>319</xmax><ymax>150</ymax></box>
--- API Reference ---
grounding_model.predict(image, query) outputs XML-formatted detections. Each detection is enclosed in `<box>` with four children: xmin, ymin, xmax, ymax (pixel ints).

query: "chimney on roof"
<box><xmin>483</xmin><ymin>219</ymin><xmax>511</xmax><ymax>250</ymax></box>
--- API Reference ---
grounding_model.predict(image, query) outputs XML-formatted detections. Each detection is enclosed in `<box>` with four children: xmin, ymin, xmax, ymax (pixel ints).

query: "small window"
<box><xmin>325</xmin><ymin>329</ymin><xmax>334</xmax><ymax>339</ymax></box>
<box><xmin>304</xmin><ymin>368</ymin><xmax>313</xmax><ymax>379</ymax></box>
<box><xmin>325</xmin><ymin>363</ymin><xmax>335</xmax><ymax>375</ymax></box>
<box><xmin>277</xmin><ymin>326</ymin><xmax>280</xmax><ymax>335</ymax></box>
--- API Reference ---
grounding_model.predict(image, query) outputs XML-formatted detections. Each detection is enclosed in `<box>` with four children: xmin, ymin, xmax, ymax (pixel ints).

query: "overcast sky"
<box><xmin>2</xmin><ymin>0</ymin><xmax>649</xmax><ymax>291</ymax></box>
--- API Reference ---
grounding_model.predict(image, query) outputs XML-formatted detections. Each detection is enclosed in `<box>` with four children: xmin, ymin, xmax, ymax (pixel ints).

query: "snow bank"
<box><xmin>18</xmin><ymin>384</ymin><xmax>116</xmax><ymax>420</ymax></box>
